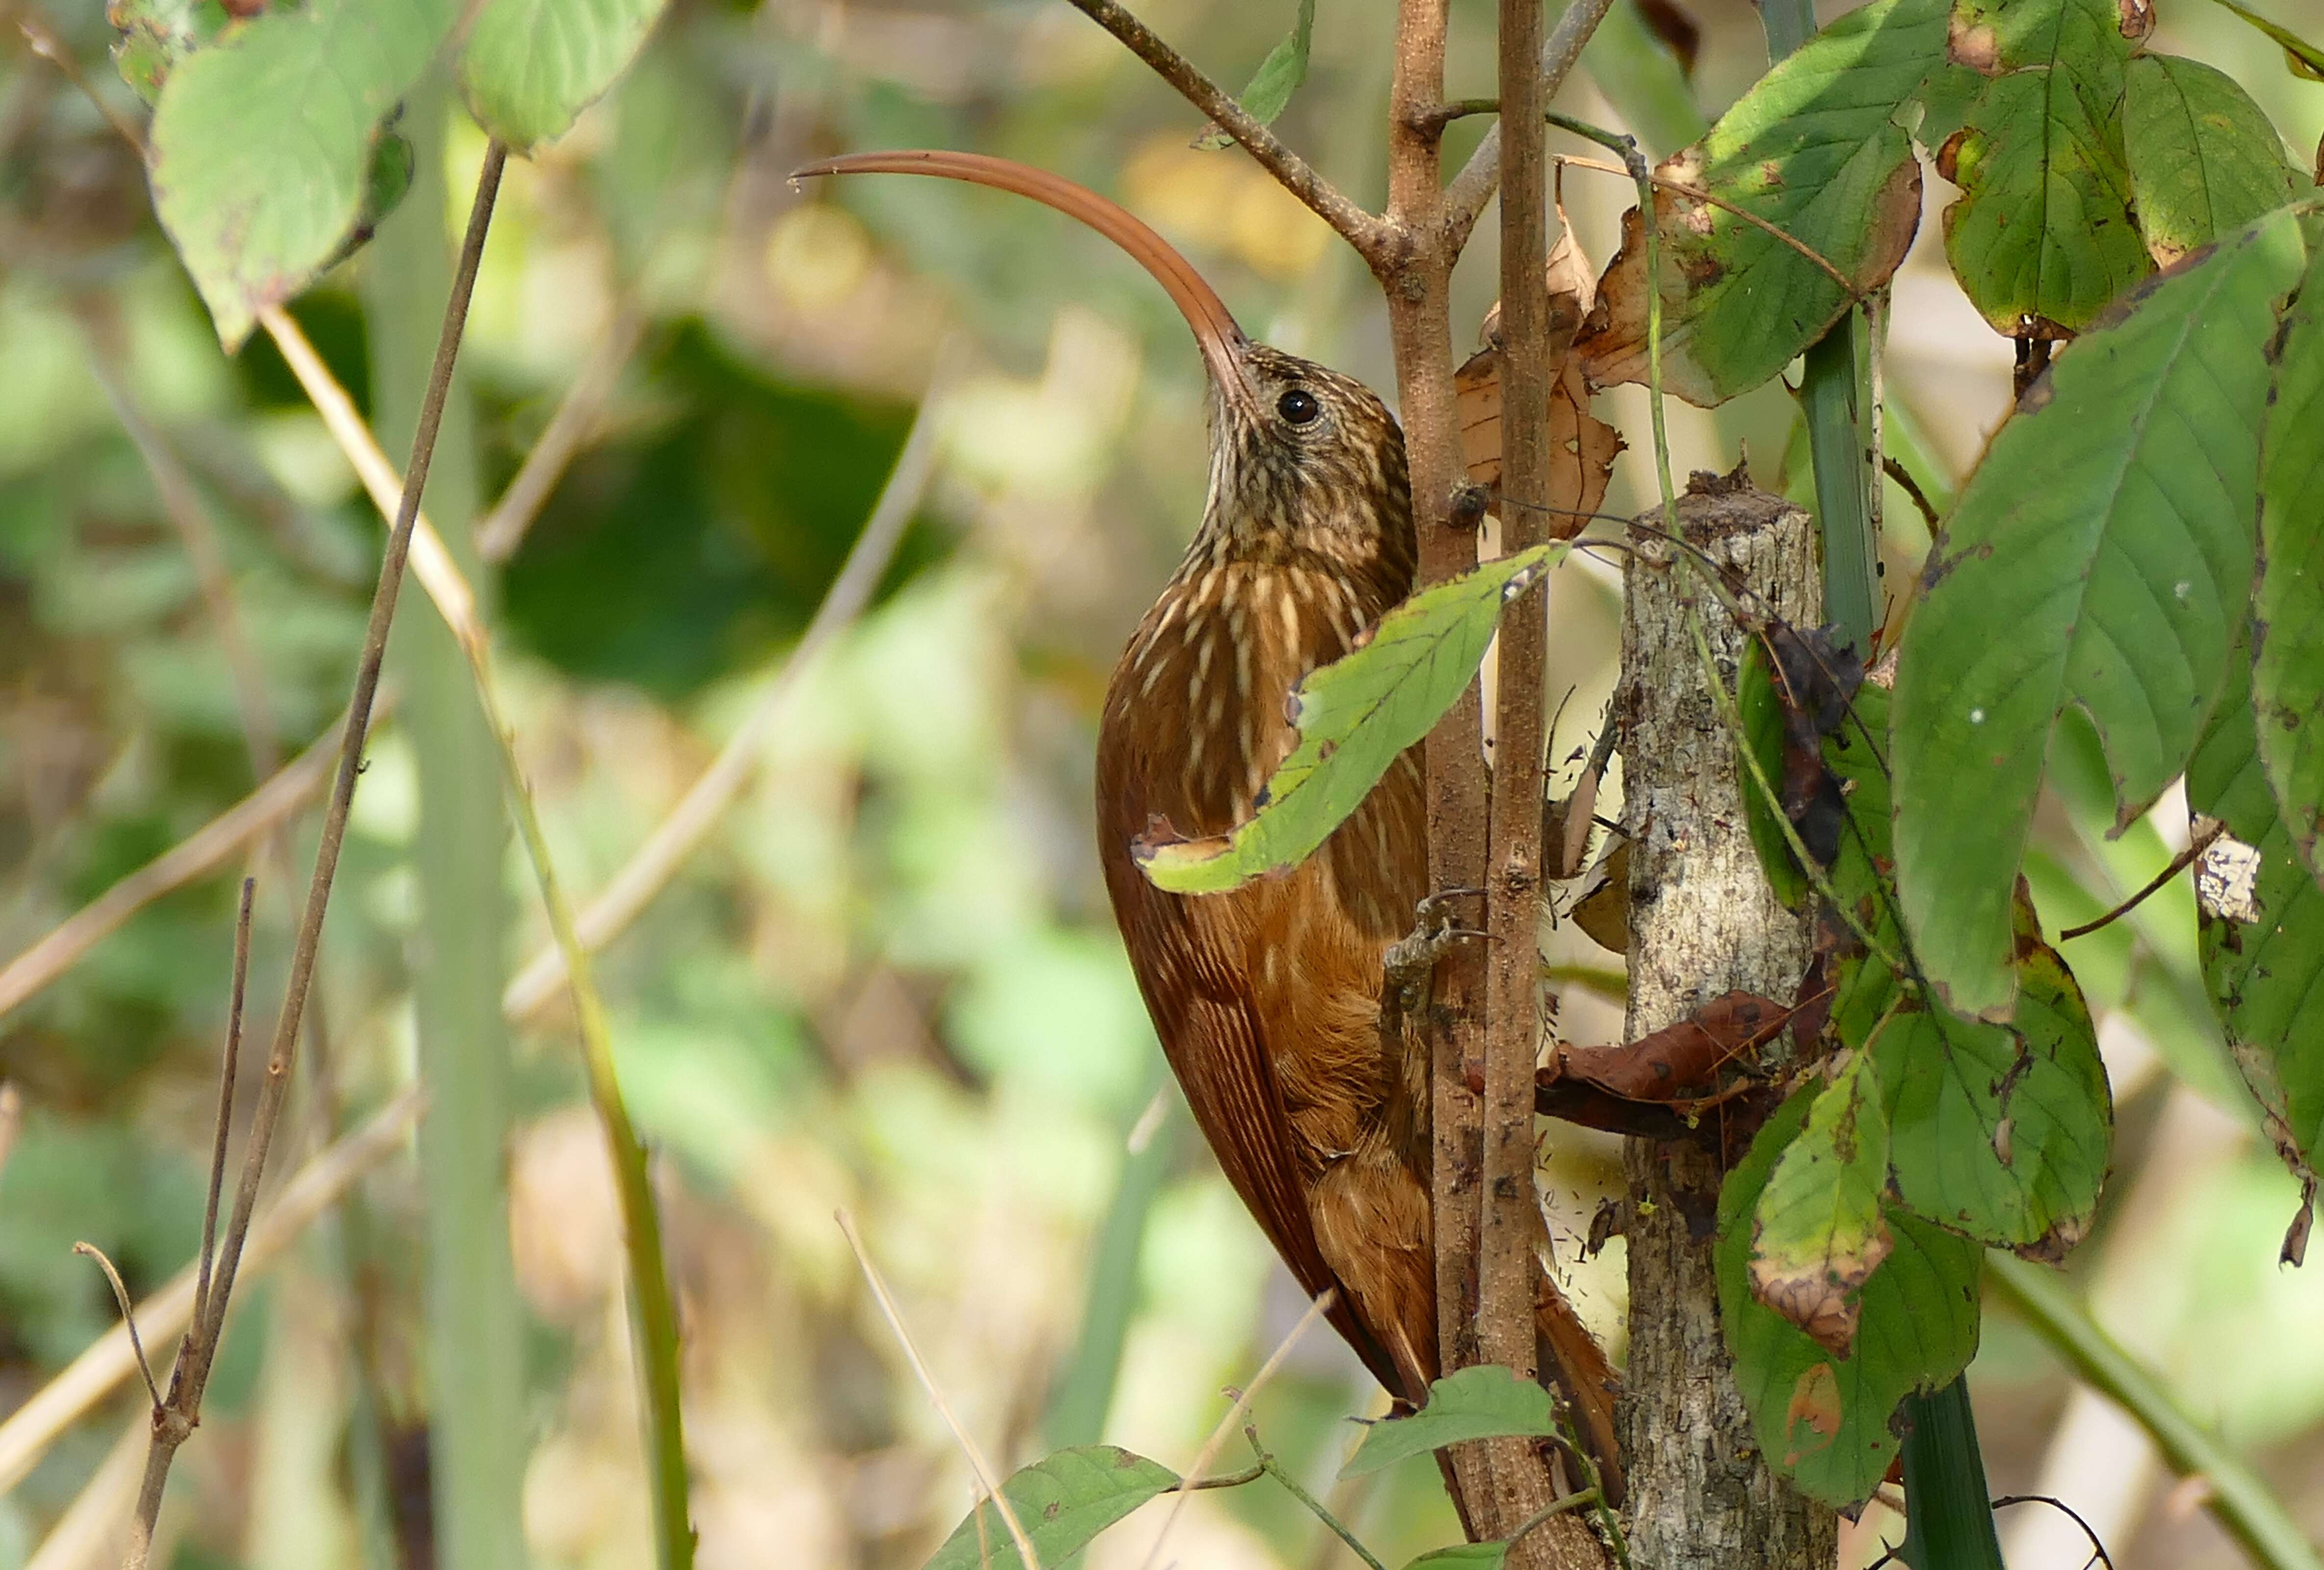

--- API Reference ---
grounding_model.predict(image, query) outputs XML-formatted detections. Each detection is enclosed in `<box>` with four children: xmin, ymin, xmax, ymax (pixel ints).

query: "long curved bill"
<box><xmin>792</xmin><ymin>150</ymin><xmax>1255</xmax><ymax>414</ymax></box>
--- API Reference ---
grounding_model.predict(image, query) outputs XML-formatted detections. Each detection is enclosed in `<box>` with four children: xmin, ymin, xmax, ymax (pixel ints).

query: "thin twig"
<box><xmin>118</xmin><ymin>141</ymin><xmax>508</xmax><ymax>1570</ymax></box>
<box><xmin>1882</xmin><ymin>455</ymin><xmax>1942</xmax><ymax>533</ymax></box>
<box><xmin>1991</xmin><ymin>1495</ymin><xmax>2117</xmax><ymax>1570</ymax></box>
<box><xmin>1140</xmin><ymin>1289</ymin><xmax>1333</xmax><ymax>1570</ymax></box>
<box><xmin>476</xmin><ymin>302</ymin><xmax>647</xmax><ymax>564</ymax></box>
<box><xmin>504</xmin><ymin>364</ymin><xmax>949</xmax><ymax>1018</ymax></box>
<box><xmin>1058</xmin><ymin>0</ymin><xmax>1386</xmax><ymax>266</ymax></box>
<box><xmin>15</xmin><ymin>16</ymin><xmax>149</xmax><ymax>155</ymax></box>
<box><xmin>0</xmin><ymin>716</ymin><xmax>347</xmax><ymax>1023</ymax></box>
<box><xmin>69</xmin><ymin>1246</ymin><xmax>159</xmax><ymax>1413</ymax></box>
<box><xmin>836</xmin><ymin>1209</ymin><xmax>1041</xmax><ymax>1570</ymax></box>
<box><xmin>2058</xmin><ymin>821</ymin><xmax>2226</xmax><ymax>942</ymax></box>
<box><xmin>0</xmin><ymin>1089</ymin><xmax>419</xmax><ymax>1497</ymax></box>
<box><xmin>1442</xmin><ymin>0</ymin><xmax>1618</xmax><ymax>248</ymax></box>
<box><xmin>192</xmin><ymin>879</ymin><xmax>254</xmax><ymax>1331</ymax></box>
<box><xmin>1245</xmin><ymin>1423</ymin><xmax>1389</xmax><ymax>1570</ymax></box>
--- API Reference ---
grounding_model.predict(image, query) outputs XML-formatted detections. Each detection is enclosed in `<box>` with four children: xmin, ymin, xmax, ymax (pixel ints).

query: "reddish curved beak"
<box><xmin>791</xmin><ymin>149</ymin><xmax>1255</xmax><ymax>414</ymax></box>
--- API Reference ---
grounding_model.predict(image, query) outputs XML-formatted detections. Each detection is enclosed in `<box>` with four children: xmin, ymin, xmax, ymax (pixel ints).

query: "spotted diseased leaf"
<box><xmin>2254</xmin><ymin>237</ymin><xmax>2324</xmax><ymax>887</ymax></box>
<box><xmin>1936</xmin><ymin>68</ymin><xmax>2149</xmax><ymax>337</ymax></box>
<box><xmin>1575</xmin><ymin>0</ymin><xmax>1947</xmax><ymax>405</ymax></box>
<box><xmin>108</xmin><ymin>0</ymin><xmax>230</xmax><ymax>104</ymax></box>
<box><xmin>1751</xmin><ymin>1049</ymin><xmax>1893</xmax><ymax>1356</ymax></box>
<box><xmin>149</xmin><ymin>0</ymin><xmax>458</xmax><ymax>348</ymax></box>
<box><xmin>2123</xmin><ymin>55</ymin><xmax>2299</xmax><ymax>267</ymax></box>
<box><xmin>1193</xmin><ymin>0</ymin><xmax>1315</xmax><ymax>149</ymax></box>
<box><xmin>1338</xmin><ymin>1366</ymin><xmax>1559</xmax><ymax>1479</ymax></box>
<box><xmin>459</xmin><ymin>0</ymin><xmax>672</xmax><ymax>154</ymax></box>
<box><xmin>1947</xmin><ymin>0</ymin><xmax>2149</xmax><ymax>83</ymax></box>
<box><xmin>2190</xmin><ymin>655</ymin><xmax>2324</xmax><ymax>1263</ymax></box>
<box><xmin>1719</xmin><ymin>1088</ymin><xmax>1983</xmax><ymax>1506</ymax></box>
<box><xmin>923</xmin><ymin>1446</ymin><xmax>1181</xmax><ymax>1570</ymax></box>
<box><xmin>1892</xmin><ymin>208</ymin><xmax>2308</xmax><ymax>1017</ymax></box>
<box><xmin>1136</xmin><ymin>545</ymin><xmax>1566</xmax><ymax>894</ymax></box>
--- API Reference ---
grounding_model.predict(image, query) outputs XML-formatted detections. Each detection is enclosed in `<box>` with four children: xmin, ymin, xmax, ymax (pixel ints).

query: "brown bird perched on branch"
<box><xmin>794</xmin><ymin>150</ymin><xmax>1619</xmax><ymax>1486</ymax></box>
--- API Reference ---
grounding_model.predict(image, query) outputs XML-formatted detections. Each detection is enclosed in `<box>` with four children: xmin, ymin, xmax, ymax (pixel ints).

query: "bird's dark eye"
<box><xmin>1277</xmin><ymin>388</ymin><xmax>1322</xmax><ymax>425</ymax></box>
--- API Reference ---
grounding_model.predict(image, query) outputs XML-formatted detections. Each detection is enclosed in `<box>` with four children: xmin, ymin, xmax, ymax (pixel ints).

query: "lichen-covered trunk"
<box><xmin>1616</xmin><ymin>478</ymin><xmax>1838</xmax><ymax>1569</ymax></box>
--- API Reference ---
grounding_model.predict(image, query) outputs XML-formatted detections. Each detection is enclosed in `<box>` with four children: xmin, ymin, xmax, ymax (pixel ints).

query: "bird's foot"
<box><xmin>1382</xmin><ymin>887</ymin><xmax>1489</xmax><ymax>997</ymax></box>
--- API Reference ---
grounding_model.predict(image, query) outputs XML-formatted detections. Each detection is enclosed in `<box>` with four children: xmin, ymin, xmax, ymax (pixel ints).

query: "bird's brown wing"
<box><xmin>1095</xmin><ymin>753</ymin><xmax>1410</xmax><ymax>1397</ymax></box>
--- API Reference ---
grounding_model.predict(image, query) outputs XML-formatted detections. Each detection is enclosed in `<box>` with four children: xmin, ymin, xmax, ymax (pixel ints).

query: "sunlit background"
<box><xmin>3</xmin><ymin>0</ymin><xmax>2324</xmax><ymax>1566</ymax></box>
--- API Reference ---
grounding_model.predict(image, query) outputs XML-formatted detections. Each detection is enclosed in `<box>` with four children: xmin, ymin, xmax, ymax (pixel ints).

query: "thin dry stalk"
<box><xmin>80</xmin><ymin>334</ymin><xmax>279</xmax><ymax>779</ymax></box>
<box><xmin>835</xmin><ymin>1209</ymin><xmax>1042</xmax><ymax>1570</ymax></box>
<box><xmin>69</xmin><ymin>1245</ymin><xmax>159</xmax><ymax>1413</ymax></box>
<box><xmin>476</xmin><ymin>301</ymin><xmax>647</xmax><ymax>564</ymax></box>
<box><xmin>0</xmin><ymin>719</ymin><xmax>345</xmax><ymax>1022</ymax></box>
<box><xmin>0</xmin><ymin>1089</ymin><xmax>420</xmax><ymax>1496</ymax></box>
<box><xmin>1138</xmin><ymin>1289</ymin><xmax>1334</xmax><ymax>1570</ymax></box>
<box><xmin>0</xmin><ymin>1083</ymin><xmax>21</xmax><ymax>1179</ymax></box>
<box><xmin>503</xmin><ymin>371</ymin><xmax>947</xmax><ymax>1017</ymax></box>
<box><xmin>114</xmin><ymin>141</ymin><xmax>508</xmax><ymax>1570</ymax></box>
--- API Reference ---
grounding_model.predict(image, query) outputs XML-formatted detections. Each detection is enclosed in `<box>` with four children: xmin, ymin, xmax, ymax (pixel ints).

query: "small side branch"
<box><xmin>1060</xmin><ymin>0</ymin><xmax>1387</xmax><ymax>265</ymax></box>
<box><xmin>2057</xmin><ymin>820</ymin><xmax>2225</xmax><ymax>942</ymax></box>
<box><xmin>1442</xmin><ymin>0</ymin><xmax>1618</xmax><ymax>248</ymax></box>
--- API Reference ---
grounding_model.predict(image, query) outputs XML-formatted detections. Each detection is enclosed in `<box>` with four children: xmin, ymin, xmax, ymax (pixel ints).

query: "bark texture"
<box><xmin>1616</xmin><ymin>476</ymin><xmax>1838</xmax><ymax>1570</ymax></box>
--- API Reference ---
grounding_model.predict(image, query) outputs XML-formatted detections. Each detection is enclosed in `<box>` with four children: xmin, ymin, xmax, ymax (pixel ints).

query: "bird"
<box><xmin>793</xmin><ymin>150</ymin><xmax>1620</xmax><ymax>1489</ymax></box>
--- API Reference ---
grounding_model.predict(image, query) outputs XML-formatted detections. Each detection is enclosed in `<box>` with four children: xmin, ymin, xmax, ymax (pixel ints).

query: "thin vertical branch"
<box><xmin>192</xmin><ymin>878</ymin><xmax>253</xmax><ymax>1330</ymax></box>
<box><xmin>115</xmin><ymin>140</ymin><xmax>507</xmax><ymax>1570</ymax></box>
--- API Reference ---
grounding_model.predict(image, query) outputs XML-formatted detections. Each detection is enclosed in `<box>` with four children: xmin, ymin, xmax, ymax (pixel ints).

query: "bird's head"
<box><xmin>790</xmin><ymin>150</ymin><xmax>1411</xmax><ymax>579</ymax></box>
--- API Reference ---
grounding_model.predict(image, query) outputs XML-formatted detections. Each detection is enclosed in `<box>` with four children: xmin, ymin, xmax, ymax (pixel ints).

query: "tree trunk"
<box><xmin>1616</xmin><ymin>476</ymin><xmax>1838</xmax><ymax>1569</ymax></box>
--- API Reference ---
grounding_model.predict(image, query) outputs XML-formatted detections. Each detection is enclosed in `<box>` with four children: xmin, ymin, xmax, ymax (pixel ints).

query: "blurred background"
<box><xmin>2</xmin><ymin>0</ymin><xmax>2323</xmax><ymax>1565</ymax></box>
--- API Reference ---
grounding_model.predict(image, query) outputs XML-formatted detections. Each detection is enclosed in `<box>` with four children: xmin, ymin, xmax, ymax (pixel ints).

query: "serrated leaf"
<box><xmin>1137</xmin><ymin>545</ymin><xmax>1564</xmax><ymax>895</ymax></box>
<box><xmin>1869</xmin><ymin>919</ymin><xmax>2112</xmax><ymax>1256</ymax></box>
<box><xmin>1338</xmin><ymin>1365</ymin><xmax>1559</xmax><ymax>1479</ymax></box>
<box><xmin>1575</xmin><ymin>0</ymin><xmax>1947</xmax><ymax>405</ymax></box>
<box><xmin>1892</xmin><ymin>207</ymin><xmax>2308</xmax><ymax>1017</ymax></box>
<box><xmin>2254</xmin><ymin>236</ymin><xmax>2324</xmax><ymax>886</ymax></box>
<box><xmin>149</xmin><ymin>0</ymin><xmax>457</xmax><ymax>349</ymax></box>
<box><xmin>1194</xmin><ymin>0</ymin><xmax>1315</xmax><ymax>149</ymax></box>
<box><xmin>2191</xmin><ymin>658</ymin><xmax>2324</xmax><ymax>1209</ymax></box>
<box><xmin>923</xmin><ymin>1446</ymin><xmax>1181</xmax><ymax>1570</ymax></box>
<box><xmin>2124</xmin><ymin>55</ymin><xmax>2299</xmax><ymax>267</ymax></box>
<box><xmin>1751</xmin><ymin>1049</ymin><xmax>1893</xmax><ymax>1355</ymax></box>
<box><xmin>1937</xmin><ymin>66</ymin><xmax>2151</xmax><ymax>336</ymax></box>
<box><xmin>2209</xmin><ymin>0</ymin><xmax>2324</xmax><ymax>83</ymax></box>
<box><xmin>1720</xmin><ymin>1088</ymin><xmax>1983</xmax><ymax>1506</ymax></box>
<box><xmin>458</xmin><ymin>0</ymin><xmax>670</xmax><ymax>154</ymax></box>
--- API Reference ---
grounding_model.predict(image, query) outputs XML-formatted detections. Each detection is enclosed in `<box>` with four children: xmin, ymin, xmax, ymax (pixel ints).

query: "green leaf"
<box><xmin>1720</xmin><ymin>1088</ymin><xmax>1984</xmax><ymax>1506</ymax></box>
<box><xmin>1869</xmin><ymin>916</ymin><xmax>2112</xmax><ymax>1257</ymax></box>
<box><xmin>1738</xmin><ymin>635</ymin><xmax>1811</xmax><ymax>909</ymax></box>
<box><xmin>2254</xmin><ymin>237</ymin><xmax>2324</xmax><ymax>885</ymax></box>
<box><xmin>2209</xmin><ymin>0</ymin><xmax>2324</xmax><ymax>84</ymax></box>
<box><xmin>1751</xmin><ymin>1048</ymin><xmax>1894</xmax><ymax>1355</ymax></box>
<box><xmin>148</xmin><ymin>0</ymin><xmax>458</xmax><ymax>349</ymax></box>
<box><xmin>1937</xmin><ymin>68</ymin><xmax>2150</xmax><ymax>336</ymax></box>
<box><xmin>1403</xmin><ymin>1547</ymin><xmax>1508</xmax><ymax>1570</ymax></box>
<box><xmin>2124</xmin><ymin>56</ymin><xmax>2299</xmax><ymax>267</ymax></box>
<box><xmin>1338</xmin><ymin>1365</ymin><xmax>1559</xmax><ymax>1479</ymax></box>
<box><xmin>1947</xmin><ymin>0</ymin><xmax>2146</xmax><ymax>86</ymax></box>
<box><xmin>107</xmin><ymin>0</ymin><xmax>229</xmax><ymax>104</ymax></box>
<box><xmin>1194</xmin><ymin>0</ymin><xmax>1315</xmax><ymax>149</ymax></box>
<box><xmin>1580</xmin><ymin>0</ymin><xmax>1949</xmax><ymax>405</ymax></box>
<box><xmin>1138</xmin><ymin>545</ymin><xmax>1564</xmax><ymax>895</ymax></box>
<box><xmin>2191</xmin><ymin>661</ymin><xmax>2324</xmax><ymax>1198</ymax></box>
<box><xmin>923</xmin><ymin>1446</ymin><xmax>1182</xmax><ymax>1570</ymax></box>
<box><xmin>458</xmin><ymin>0</ymin><xmax>671</xmax><ymax>154</ymax></box>
<box><xmin>1892</xmin><ymin>208</ymin><xmax>2308</xmax><ymax>1017</ymax></box>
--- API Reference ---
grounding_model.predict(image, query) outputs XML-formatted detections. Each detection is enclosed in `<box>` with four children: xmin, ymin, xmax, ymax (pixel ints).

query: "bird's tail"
<box><xmin>1539</xmin><ymin>1270</ymin><xmax>1625</xmax><ymax>1506</ymax></box>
